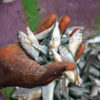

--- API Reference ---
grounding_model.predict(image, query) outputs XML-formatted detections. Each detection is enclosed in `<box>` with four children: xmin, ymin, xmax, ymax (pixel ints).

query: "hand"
<box><xmin>0</xmin><ymin>14</ymin><xmax>84</xmax><ymax>88</ymax></box>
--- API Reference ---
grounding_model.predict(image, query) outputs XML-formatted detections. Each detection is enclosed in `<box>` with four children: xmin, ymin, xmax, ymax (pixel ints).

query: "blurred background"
<box><xmin>0</xmin><ymin>0</ymin><xmax>100</xmax><ymax>100</ymax></box>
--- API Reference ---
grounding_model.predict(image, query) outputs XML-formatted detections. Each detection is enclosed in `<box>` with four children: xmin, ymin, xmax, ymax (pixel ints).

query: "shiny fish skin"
<box><xmin>59</xmin><ymin>45</ymin><xmax>75</xmax><ymax>63</ymax></box>
<box><xmin>42</xmin><ymin>81</ymin><xmax>56</xmax><ymax>100</ymax></box>
<box><xmin>26</xmin><ymin>24</ymin><xmax>39</xmax><ymax>45</ymax></box>
<box><xmin>2</xmin><ymin>0</ymin><xmax>14</xmax><ymax>3</ymax></box>
<box><xmin>36</xmin><ymin>23</ymin><xmax>55</xmax><ymax>40</ymax></box>
<box><xmin>65</xmin><ymin>26</ymin><xmax>84</xmax><ymax>36</ymax></box>
<box><xmin>51</xmin><ymin>49</ymin><xmax>62</xmax><ymax>62</ymax></box>
<box><xmin>26</xmin><ymin>24</ymin><xmax>48</xmax><ymax>55</ymax></box>
<box><xmin>49</xmin><ymin>21</ymin><xmax>61</xmax><ymax>52</ymax></box>
<box><xmin>68</xmin><ymin>29</ymin><xmax>83</xmax><ymax>57</ymax></box>
<box><xmin>17</xmin><ymin>31</ymin><xmax>43</xmax><ymax>63</ymax></box>
<box><xmin>59</xmin><ymin>45</ymin><xmax>82</xmax><ymax>87</ymax></box>
<box><xmin>32</xmin><ymin>44</ymin><xmax>48</xmax><ymax>55</ymax></box>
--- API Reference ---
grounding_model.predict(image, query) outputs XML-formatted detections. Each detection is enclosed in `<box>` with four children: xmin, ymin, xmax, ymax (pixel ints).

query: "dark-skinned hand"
<box><xmin>0</xmin><ymin>14</ymin><xmax>85</xmax><ymax>88</ymax></box>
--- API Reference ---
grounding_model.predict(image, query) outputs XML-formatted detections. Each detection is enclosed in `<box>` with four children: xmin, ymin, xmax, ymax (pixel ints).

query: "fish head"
<box><xmin>59</xmin><ymin>45</ymin><xmax>68</xmax><ymax>54</ymax></box>
<box><xmin>64</xmin><ymin>68</ymin><xmax>82</xmax><ymax>87</ymax></box>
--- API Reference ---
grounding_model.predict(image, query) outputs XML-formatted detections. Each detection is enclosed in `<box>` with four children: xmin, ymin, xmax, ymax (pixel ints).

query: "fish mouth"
<box><xmin>63</xmin><ymin>69</ymin><xmax>82</xmax><ymax>87</ymax></box>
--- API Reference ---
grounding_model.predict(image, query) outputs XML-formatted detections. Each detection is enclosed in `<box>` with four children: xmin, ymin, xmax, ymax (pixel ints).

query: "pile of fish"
<box><xmin>12</xmin><ymin>35</ymin><xmax>100</xmax><ymax>100</ymax></box>
<box><xmin>55</xmin><ymin>35</ymin><xmax>100</xmax><ymax>100</ymax></box>
<box><xmin>17</xmin><ymin>21</ymin><xmax>83</xmax><ymax>87</ymax></box>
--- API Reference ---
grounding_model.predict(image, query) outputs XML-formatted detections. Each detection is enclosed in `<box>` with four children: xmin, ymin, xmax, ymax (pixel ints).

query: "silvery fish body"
<box><xmin>36</xmin><ymin>24</ymin><xmax>55</xmax><ymax>40</ymax></box>
<box><xmin>42</xmin><ymin>81</ymin><xmax>56</xmax><ymax>100</ymax></box>
<box><xmin>59</xmin><ymin>45</ymin><xmax>75</xmax><ymax>63</ymax></box>
<box><xmin>49</xmin><ymin>21</ymin><xmax>61</xmax><ymax>52</ymax></box>
<box><xmin>65</xmin><ymin>26</ymin><xmax>84</xmax><ymax>36</ymax></box>
<box><xmin>12</xmin><ymin>87</ymin><xmax>41</xmax><ymax>100</ymax></box>
<box><xmin>59</xmin><ymin>45</ymin><xmax>82</xmax><ymax>87</ymax></box>
<box><xmin>61</xmin><ymin>36</ymin><xmax>70</xmax><ymax>45</ymax></box>
<box><xmin>51</xmin><ymin>49</ymin><xmax>62</xmax><ymax>62</ymax></box>
<box><xmin>69</xmin><ymin>86</ymin><xmax>89</xmax><ymax>98</ymax></box>
<box><xmin>26</xmin><ymin>25</ymin><xmax>39</xmax><ymax>45</ymax></box>
<box><xmin>2</xmin><ymin>0</ymin><xmax>14</xmax><ymax>3</ymax></box>
<box><xmin>86</xmin><ymin>35</ymin><xmax>100</xmax><ymax>48</ymax></box>
<box><xmin>17</xmin><ymin>31</ymin><xmax>43</xmax><ymax>63</ymax></box>
<box><xmin>32</xmin><ymin>44</ymin><xmax>48</xmax><ymax>55</ymax></box>
<box><xmin>68</xmin><ymin>28</ymin><xmax>83</xmax><ymax>57</ymax></box>
<box><xmin>26</xmin><ymin>25</ymin><xmax>48</xmax><ymax>55</ymax></box>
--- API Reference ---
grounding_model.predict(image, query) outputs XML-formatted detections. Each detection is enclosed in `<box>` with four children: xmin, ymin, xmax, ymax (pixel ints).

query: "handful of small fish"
<box><xmin>17</xmin><ymin>21</ymin><xmax>84</xmax><ymax>87</ymax></box>
<box><xmin>13</xmin><ymin>33</ymin><xmax>100</xmax><ymax>100</ymax></box>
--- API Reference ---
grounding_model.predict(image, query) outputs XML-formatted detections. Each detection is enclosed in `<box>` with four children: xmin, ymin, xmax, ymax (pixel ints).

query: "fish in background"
<box><xmin>2</xmin><ymin>0</ymin><xmax>14</xmax><ymax>3</ymax></box>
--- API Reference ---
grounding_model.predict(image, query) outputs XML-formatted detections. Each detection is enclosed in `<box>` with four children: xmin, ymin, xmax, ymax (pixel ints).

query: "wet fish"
<box><xmin>26</xmin><ymin>24</ymin><xmax>48</xmax><ymax>55</ymax></box>
<box><xmin>12</xmin><ymin>87</ymin><xmax>41</xmax><ymax>100</ymax></box>
<box><xmin>86</xmin><ymin>35</ymin><xmax>100</xmax><ymax>47</ymax></box>
<box><xmin>51</xmin><ymin>49</ymin><xmax>62</xmax><ymax>62</ymax></box>
<box><xmin>49</xmin><ymin>21</ymin><xmax>61</xmax><ymax>52</ymax></box>
<box><xmin>90</xmin><ymin>86</ymin><xmax>98</xmax><ymax>97</ymax></box>
<box><xmin>65</xmin><ymin>26</ymin><xmax>84</xmax><ymax>36</ymax></box>
<box><xmin>2</xmin><ymin>0</ymin><xmax>14</xmax><ymax>3</ymax></box>
<box><xmin>59</xmin><ymin>45</ymin><xmax>82</xmax><ymax>87</ymax></box>
<box><xmin>69</xmin><ymin>86</ymin><xmax>89</xmax><ymax>98</ymax></box>
<box><xmin>42</xmin><ymin>81</ymin><xmax>56</xmax><ymax>100</ymax></box>
<box><xmin>36</xmin><ymin>23</ymin><xmax>55</xmax><ymax>40</ymax></box>
<box><xmin>59</xmin><ymin>45</ymin><xmax>75</xmax><ymax>63</ymax></box>
<box><xmin>17</xmin><ymin>31</ymin><xmax>43</xmax><ymax>63</ymax></box>
<box><xmin>61</xmin><ymin>36</ymin><xmax>70</xmax><ymax>45</ymax></box>
<box><xmin>68</xmin><ymin>28</ymin><xmax>83</xmax><ymax>57</ymax></box>
<box><xmin>26</xmin><ymin>23</ymin><xmax>39</xmax><ymax>45</ymax></box>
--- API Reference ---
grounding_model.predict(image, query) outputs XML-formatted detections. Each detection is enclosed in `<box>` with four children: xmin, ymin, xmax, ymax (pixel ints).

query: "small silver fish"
<box><xmin>26</xmin><ymin>24</ymin><xmax>39</xmax><ymax>45</ymax></box>
<box><xmin>42</xmin><ymin>81</ymin><xmax>56</xmax><ymax>100</ymax></box>
<box><xmin>32</xmin><ymin>44</ymin><xmax>48</xmax><ymax>55</ymax></box>
<box><xmin>59</xmin><ymin>45</ymin><xmax>75</xmax><ymax>63</ymax></box>
<box><xmin>26</xmin><ymin>24</ymin><xmax>48</xmax><ymax>55</ymax></box>
<box><xmin>86</xmin><ymin>35</ymin><xmax>100</xmax><ymax>48</ymax></box>
<box><xmin>68</xmin><ymin>28</ymin><xmax>83</xmax><ymax>57</ymax></box>
<box><xmin>51</xmin><ymin>45</ymin><xmax>82</xmax><ymax>87</ymax></box>
<box><xmin>61</xmin><ymin>36</ymin><xmax>70</xmax><ymax>45</ymax></box>
<box><xmin>17</xmin><ymin>31</ymin><xmax>43</xmax><ymax>63</ymax></box>
<box><xmin>69</xmin><ymin>86</ymin><xmax>89</xmax><ymax>98</ymax></box>
<box><xmin>59</xmin><ymin>45</ymin><xmax>82</xmax><ymax>87</ymax></box>
<box><xmin>49</xmin><ymin>21</ymin><xmax>61</xmax><ymax>52</ymax></box>
<box><xmin>51</xmin><ymin>49</ymin><xmax>62</xmax><ymax>62</ymax></box>
<box><xmin>90</xmin><ymin>86</ymin><xmax>99</xmax><ymax>97</ymax></box>
<box><xmin>65</xmin><ymin>26</ymin><xmax>84</xmax><ymax>36</ymax></box>
<box><xmin>2</xmin><ymin>0</ymin><xmax>14</xmax><ymax>3</ymax></box>
<box><xmin>36</xmin><ymin>23</ymin><xmax>55</xmax><ymax>40</ymax></box>
<box><xmin>12</xmin><ymin>87</ymin><xmax>41</xmax><ymax>100</ymax></box>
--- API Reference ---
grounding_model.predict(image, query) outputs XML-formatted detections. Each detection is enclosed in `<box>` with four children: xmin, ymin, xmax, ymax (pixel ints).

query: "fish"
<box><xmin>51</xmin><ymin>45</ymin><xmax>82</xmax><ymax>87</ymax></box>
<box><xmin>90</xmin><ymin>86</ymin><xmax>99</xmax><ymax>97</ymax></box>
<box><xmin>51</xmin><ymin>49</ymin><xmax>62</xmax><ymax>62</ymax></box>
<box><xmin>64</xmin><ymin>26</ymin><xmax>84</xmax><ymax>36</ymax></box>
<box><xmin>59</xmin><ymin>45</ymin><xmax>82</xmax><ymax>87</ymax></box>
<box><xmin>86</xmin><ymin>35</ymin><xmax>100</xmax><ymax>47</ymax></box>
<box><xmin>35</xmin><ymin>23</ymin><xmax>55</xmax><ymax>40</ymax></box>
<box><xmin>69</xmin><ymin>86</ymin><xmax>89</xmax><ymax>98</ymax></box>
<box><xmin>26</xmin><ymin>24</ymin><xmax>48</xmax><ymax>55</ymax></box>
<box><xmin>68</xmin><ymin>28</ymin><xmax>83</xmax><ymax>57</ymax></box>
<box><xmin>12</xmin><ymin>87</ymin><xmax>41</xmax><ymax>100</ymax></box>
<box><xmin>32</xmin><ymin>44</ymin><xmax>48</xmax><ymax>55</ymax></box>
<box><xmin>26</xmin><ymin>23</ymin><xmax>39</xmax><ymax>45</ymax></box>
<box><xmin>2</xmin><ymin>0</ymin><xmax>14</xmax><ymax>3</ymax></box>
<box><xmin>49</xmin><ymin>21</ymin><xmax>61</xmax><ymax>52</ymax></box>
<box><xmin>17</xmin><ymin>31</ymin><xmax>44</xmax><ymax>63</ymax></box>
<box><xmin>61</xmin><ymin>36</ymin><xmax>70</xmax><ymax>45</ymax></box>
<box><xmin>42</xmin><ymin>81</ymin><xmax>56</xmax><ymax>100</ymax></box>
<box><xmin>59</xmin><ymin>45</ymin><xmax>75</xmax><ymax>63</ymax></box>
